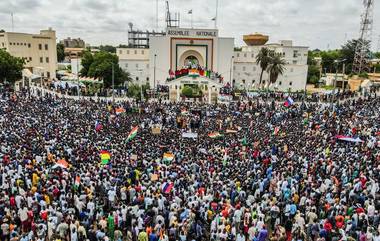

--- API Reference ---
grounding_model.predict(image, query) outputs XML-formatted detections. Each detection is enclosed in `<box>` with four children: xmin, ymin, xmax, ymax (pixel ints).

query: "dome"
<box><xmin>243</xmin><ymin>33</ymin><xmax>269</xmax><ymax>46</ymax></box>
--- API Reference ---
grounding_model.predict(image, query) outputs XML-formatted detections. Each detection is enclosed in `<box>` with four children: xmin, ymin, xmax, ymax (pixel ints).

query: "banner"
<box><xmin>182</xmin><ymin>132</ymin><xmax>198</xmax><ymax>138</ymax></box>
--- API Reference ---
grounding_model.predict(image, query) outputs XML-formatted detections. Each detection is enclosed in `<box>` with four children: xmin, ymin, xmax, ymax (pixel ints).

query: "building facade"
<box><xmin>60</xmin><ymin>37</ymin><xmax>85</xmax><ymax>48</ymax></box>
<box><xmin>233</xmin><ymin>39</ymin><xmax>309</xmax><ymax>92</ymax></box>
<box><xmin>0</xmin><ymin>28</ymin><xmax>57</xmax><ymax>79</ymax></box>
<box><xmin>116</xmin><ymin>29</ymin><xmax>308</xmax><ymax>99</ymax></box>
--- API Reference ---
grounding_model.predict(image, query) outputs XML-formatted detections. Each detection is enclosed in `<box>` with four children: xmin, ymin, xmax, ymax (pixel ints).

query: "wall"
<box><xmin>0</xmin><ymin>29</ymin><xmax>57</xmax><ymax>79</ymax></box>
<box><xmin>149</xmin><ymin>36</ymin><xmax>170</xmax><ymax>87</ymax></box>
<box><xmin>217</xmin><ymin>38</ymin><xmax>234</xmax><ymax>84</ymax></box>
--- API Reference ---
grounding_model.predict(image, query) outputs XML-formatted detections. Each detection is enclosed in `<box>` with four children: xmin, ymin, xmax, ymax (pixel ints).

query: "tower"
<box><xmin>352</xmin><ymin>0</ymin><xmax>374</xmax><ymax>74</ymax></box>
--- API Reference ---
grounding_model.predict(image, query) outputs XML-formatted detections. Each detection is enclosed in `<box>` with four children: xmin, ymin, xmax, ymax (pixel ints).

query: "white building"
<box><xmin>233</xmin><ymin>34</ymin><xmax>308</xmax><ymax>91</ymax></box>
<box><xmin>0</xmin><ymin>28</ymin><xmax>57</xmax><ymax>80</ymax></box>
<box><xmin>116</xmin><ymin>29</ymin><xmax>308</xmax><ymax>102</ymax></box>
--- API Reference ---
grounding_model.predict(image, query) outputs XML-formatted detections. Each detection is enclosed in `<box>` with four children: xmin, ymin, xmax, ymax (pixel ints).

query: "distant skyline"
<box><xmin>0</xmin><ymin>0</ymin><xmax>379</xmax><ymax>51</ymax></box>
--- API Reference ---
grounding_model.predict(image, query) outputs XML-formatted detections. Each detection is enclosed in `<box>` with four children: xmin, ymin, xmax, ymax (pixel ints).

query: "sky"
<box><xmin>0</xmin><ymin>0</ymin><xmax>379</xmax><ymax>51</ymax></box>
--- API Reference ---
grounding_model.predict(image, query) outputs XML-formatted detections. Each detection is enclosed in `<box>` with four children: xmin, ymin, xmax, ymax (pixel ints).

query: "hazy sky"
<box><xmin>1</xmin><ymin>0</ymin><xmax>379</xmax><ymax>50</ymax></box>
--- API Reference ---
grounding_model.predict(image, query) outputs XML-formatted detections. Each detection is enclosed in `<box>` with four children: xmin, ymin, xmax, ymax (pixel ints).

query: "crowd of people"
<box><xmin>0</xmin><ymin>88</ymin><xmax>379</xmax><ymax>241</ymax></box>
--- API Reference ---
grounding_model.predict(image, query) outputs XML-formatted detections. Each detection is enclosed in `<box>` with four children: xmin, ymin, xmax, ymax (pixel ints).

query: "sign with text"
<box><xmin>167</xmin><ymin>28</ymin><xmax>218</xmax><ymax>37</ymax></box>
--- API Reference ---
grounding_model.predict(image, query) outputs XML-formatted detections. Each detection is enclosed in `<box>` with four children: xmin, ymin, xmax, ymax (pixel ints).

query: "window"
<box><xmin>251</xmin><ymin>53</ymin><xmax>254</xmax><ymax>58</ymax></box>
<box><xmin>279</xmin><ymin>81</ymin><xmax>282</xmax><ymax>85</ymax></box>
<box><xmin>29</xmin><ymin>57</ymin><xmax>32</xmax><ymax>61</ymax></box>
<box><xmin>253</xmin><ymin>67</ymin><xmax>256</xmax><ymax>71</ymax></box>
<box><xmin>125</xmin><ymin>63</ymin><xmax>128</xmax><ymax>68</ymax></box>
<box><xmin>292</xmin><ymin>60</ymin><xmax>297</xmax><ymax>64</ymax></box>
<box><xmin>134</xmin><ymin>50</ymin><xmax>137</xmax><ymax>54</ymax></box>
<box><xmin>28</xmin><ymin>43</ymin><xmax>31</xmax><ymax>48</ymax></box>
<box><xmin>243</xmin><ymin>66</ymin><xmax>246</xmax><ymax>71</ymax></box>
<box><xmin>146</xmin><ymin>77</ymin><xmax>149</xmax><ymax>81</ymax></box>
<box><xmin>24</xmin><ymin>43</ymin><xmax>26</xmax><ymax>46</ymax></box>
<box><xmin>47</xmin><ymin>72</ymin><xmax>50</xmax><ymax>78</ymax></box>
<box><xmin>293</xmin><ymin>50</ymin><xmax>298</xmax><ymax>58</ymax></box>
<box><xmin>141</xmin><ymin>50</ymin><xmax>144</xmax><ymax>54</ymax></box>
<box><xmin>252</xmin><ymin>80</ymin><xmax>255</xmax><ymax>84</ymax></box>
<box><xmin>136</xmin><ymin>63</ymin><xmax>139</xmax><ymax>68</ymax></box>
<box><xmin>17</xmin><ymin>43</ymin><xmax>19</xmax><ymax>45</ymax></box>
<box><xmin>39</xmin><ymin>44</ymin><xmax>42</xmax><ymax>50</ymax></box>
<box><xmin>136</xmin><ymin>77</ymin><xmax>139</xmax><ymax>81</ymax></box>
<box><xmin>46</xmin><ymin>57</ymin><xmax>49</xmax><ymax>63</ymax></box>
<box><xmin>244</xmin><ymin>53</ymin><xmax>247</xmax><ymax>57</ymax></box>
<box><xmin>242</xmin><ymin>79</ymin><xmax>246</xmax><ymax>84</ymax></box>
<box><xmin>236</xmin><ymin>53</ymin><xmax>240</xmax><ymax>57</ymax></box>
<box><xmin>119</xmin><ymin>50</ymin><xmax>122</xmax><ymax>54</ymax></box>
<box><xmin>127</xmin><ymin>50</ymin><xmax>130</xmax><ymax>54</ymax></box>
<box><xmin>40</xmin><ymin>57</ymin><xmax>43</xmax><ymax>63</ymax></box>
<box><xmin>45</xmin><ymin>44</ymin><xmax>48</xmax><ymax>50</ymax></box>
<box><xmin>289</xmin><ymin>81</ymin><xmax>293</xmax><ymax>86</ymax></box>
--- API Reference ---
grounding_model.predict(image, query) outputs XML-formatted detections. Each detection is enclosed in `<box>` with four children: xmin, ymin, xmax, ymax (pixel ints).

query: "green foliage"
<box><xmin>0</xmin><ymin>49</ymin><xmax>24</xmax><ymax>83</ymax></box>
<box><xmin>127</xmin><ymin>83</ymin><xmax>150</xmax><ymax>100</ymax></box>
<box><xmin>234</xmin><ymin>47</ymin><xmax>242</xmax><ymax>52</ymax></box>
<box><xmin>80</xmin><ymin>51</ymin><xmax>131</xmax><ymax>88</ymax></box>
<box><xmin>98</xmin><ymin>45</ymin><xmax>116</xmax><ymax>53</ymax></box>
<box><xmin>267</xmin><ymin>54</ymin><xmax>286</xmax><ymax>85</ymax></box>
<box><xmin>57</xmin><ymin>43</ymin><xmax>65</xmax><ymax>62</ymax></box>
<box><xmin>373</xmin><ymin>64</ymin><xmax>380</xmax><ymax>73</ymax></box>
<box><xmin>374</xmin><ymin>52</ymin><xmax>380</xmax><ymax>58</ymax></box>
<box><xmin>256</xmin><ymin>47</ymin><xmax>274</xmax><ymax>86</ymax></box>
<box><xmin>118</xmin><ymin>44</ymin><xmax>129</xmax><ymax>48</ymax></box>
<box><xmin>320</xmin><ymin>50</ymin><xmax>342</xmax><ymax>73</ymax></box>
<box><xmin>307</xmin><ymin>65</ymin><xmax>320</xmax><ymax>84</ymax></box>
<box><xmin>182</xmin><ymin>86</ymin><xmax>193</xmax><ymax>97</ymax></box>
<box><xmin>358</xmin><ymin>72</ymin><xmax>369</xmax><ymax>78</ymax></box>
<box><xmin>0</xmin><ymin>29</ymin><xmax>5</xmax><ymax>33</ymax></box>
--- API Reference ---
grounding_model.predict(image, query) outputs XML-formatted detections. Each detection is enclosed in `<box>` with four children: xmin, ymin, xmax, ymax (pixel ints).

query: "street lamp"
<box><xmin>332</xmin><ymin>59</ymin><xmax>346</xmax><ymax>105</ymax></box>
<box><xmin>154</xmin><ymin>54</ymin><xmax>157</xmax><ymax>92</ymax></box>
<box><xmin>229</xmin><ymin>56</ymin><xmax>234</xmax><ymax>86</ymax></box>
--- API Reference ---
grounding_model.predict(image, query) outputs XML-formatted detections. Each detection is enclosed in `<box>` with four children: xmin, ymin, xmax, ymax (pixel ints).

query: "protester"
<box><xmin>0</xmin><ymin>89</ymin><xmax>379</xmax><ymax>241</ymax></box>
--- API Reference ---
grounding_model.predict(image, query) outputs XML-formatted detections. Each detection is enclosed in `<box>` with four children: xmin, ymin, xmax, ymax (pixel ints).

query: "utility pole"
<box><xmin>154</xmin><ymin>54</ymin><xmax>157</xmax><ymax>91</ymax></box>
<box><xmin>229</xmin><ymin>56</ymin><xmax>234</xmax><ymax>86</ymax></box>
<box><xmin>112</xmin><ymin>63</ymin><xmax>115</xmax><ymax>102</ymax></box>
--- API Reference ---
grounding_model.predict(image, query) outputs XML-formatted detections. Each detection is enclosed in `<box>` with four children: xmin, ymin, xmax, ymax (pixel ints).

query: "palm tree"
<box><xmin>266</xmin><ymin>54</ymin><xmax>286</xmax><ymax>88</ymax></box>
<box><xmin>256</xmin><ymin>47</ymin><xmax>272</xmax><ymax>88</ymax></box>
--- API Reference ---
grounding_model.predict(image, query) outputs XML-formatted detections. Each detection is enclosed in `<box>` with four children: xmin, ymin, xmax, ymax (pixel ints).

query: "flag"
<box><xmin>52</xmin><ymin>159</ymin><xmax>69</xmax><ymax>169</ymax></box>
<box><xmin>208</xmin><ymin>132</ymin><xmax>223</xmax><ymax>139</ymax></box>
<box><xmin>335</xmin><ymin>135</ymin><xmax>364</xmax><ymax>143</ymax></box>
<box><xmin>273</xmin><ymin>127</ymin><xmax>280</xmax><ymax>136</ymax></box>
<box><xmin>241</xmin><ymin>136</ymin><xmax>248</xmax><ymax>146</ymax></box>
<box><xmin>95</xmin><ymin>120</ymin><xmax>103</xmax><ymax>132</ymax></box>
<box><xmin>162</xmin><ymin>152</ymin><xmax>175</xmax><ymax>162</ymax></box>
<box><xmin>188</xmin><ymin>9</ymin><xmax>192</xmax><ymax>14</ymax></box>
<box><xmin>100</xmin><ymin>150</ymin><xmax>111</xmax><ymax>165</ymax></box>
<box><xmin>115</xmin><ymin>107</ymin><xmax>125</xmax><ymax>115</ymax></box>
<box><xmin>74</xmin><ymin>176</ymin><xmax>80</xmax><ymax>188</ymax></box>
<box><xmin>284</xmin><ymin>97</ymin><xmax>294</xmax><ymax>107</ymax></box>
<box><xmin>181</xmin><ymin>108</ymin><xmax>189</xmax><ymax>115</ymax></box>
<box><xmin>127</xmin><ymin>126</ymin><xmax>139</xmax><ymax>142</ymax></box>
<box><xmin>162</xmin><ymin>182</ymin><xmax>174</xmax><ymax>193</ymax></box>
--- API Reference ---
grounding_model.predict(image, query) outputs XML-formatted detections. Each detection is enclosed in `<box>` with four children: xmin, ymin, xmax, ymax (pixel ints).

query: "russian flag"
<box><xmin>284</xmin><ymin>97</ymin><xmax>294</xmax><ymax>107</ymax></box>
<box><xmin>162</xmin><ymin>182</ymin><xmax>174</xmax><ymax>194</ymax></box>
<box><xmin>95</xmin><ymin>120</ymin><xmax>103</xmax><ymax>132</ymax></box>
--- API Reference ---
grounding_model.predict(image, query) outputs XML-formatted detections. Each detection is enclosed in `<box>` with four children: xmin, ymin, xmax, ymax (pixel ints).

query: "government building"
<box><xmin>0</xmin><ymin>28</ymin><xmax>57</xmax><ymax>80</ymax></box>
<box><xmin>117</xmin><ymin>27</ymin><xmax>308</xmax><ymax>103</ymax></box>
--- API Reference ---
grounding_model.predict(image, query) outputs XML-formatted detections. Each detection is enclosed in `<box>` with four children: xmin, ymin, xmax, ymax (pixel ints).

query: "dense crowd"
<box><xmin>0</xmin><ymin>90</ymin><xmax>379</xmax><ymax>241</ymax></box>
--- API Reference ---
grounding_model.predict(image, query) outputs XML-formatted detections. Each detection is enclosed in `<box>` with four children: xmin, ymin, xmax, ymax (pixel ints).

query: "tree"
<box><xmin>127</xmin><ymin>83</ymin><xmax>150</xmax><ymax>100</ymax></box>
<box><xmin>57</xmin><ymin>43</ymin><xmax>65</xmax><ymax>62</ymax></box>
<box><xmin>256</xmin><ymin>47</ymin><xmax>273</xmax><ymax>87</ymax></box>
<box><xmin>98</xmin><ymin>45</ymin><xmax>116</xmax><ymax>53</ymax></box>
<box><xmin>80</xmin><ymin>51</ymin><xmax>131</xmax><ymax>88</ymax></box>
<box><xmin>182</xmin><ymin>86</ymin><xmax>193</xmax><ymax>98</ymax></box>
<box><xmin>0</xmin><ymin>49</ymin><xmax>24</xmax><ymax>84</ymax></box>
<box><xmin>307</xmin><ymin>65</ymin><xmax>320</xmax><ymax>84</ymax></box>
<box><xmin>374</xmin><ymin>52</ymin><xmax>380</xmax><ymax>58</ymax></box>
<box><xmin>0</xmin><ymin>29</ymin><xmax>5</xmax><ymax>33</ymax></box>
<box><xmin>266</xmin><ymin>54</ymin><xmax>286</xmax><ymax>87</ymax></box>
<box><xmin>341</xmin><ymin>39</ymin><xmax>370</xmax><ymax>74</ymax></box>
<box><xmin>320</xmin><ymin>50</ymin><xmax>342</xmax><ymax>73</ymax></box>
